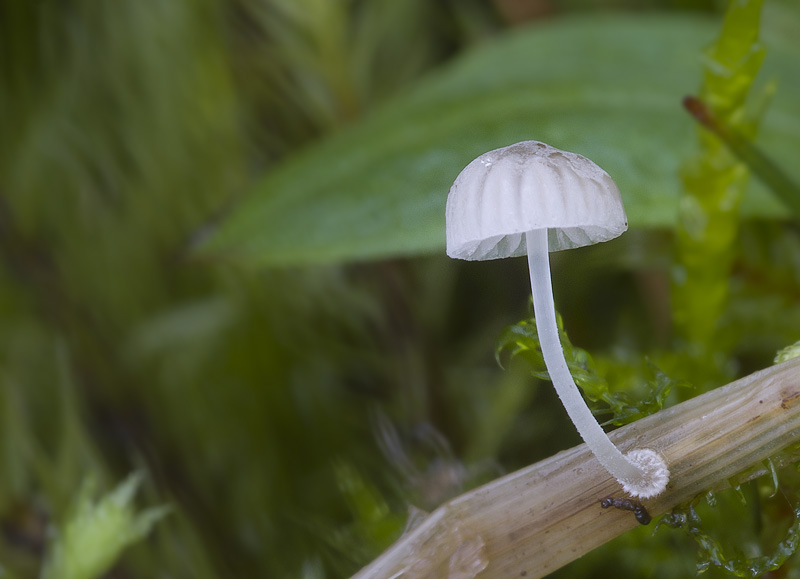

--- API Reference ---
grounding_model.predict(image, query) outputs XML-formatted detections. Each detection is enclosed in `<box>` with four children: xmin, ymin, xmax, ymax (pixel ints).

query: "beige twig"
<box><xmin>353</xmin><ymin>357</ymin><xmax>800</xmax><ymax>579</ymax></box>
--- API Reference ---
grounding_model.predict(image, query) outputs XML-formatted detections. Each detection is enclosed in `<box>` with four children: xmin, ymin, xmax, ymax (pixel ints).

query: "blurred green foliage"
<box><xmin>41</xmin><ymin>474</ymin><xmax>170</xmax><ymax>579</ymax></box>
<box><xmin>1</xmin><ymin>0</ymin><xmax>800</xmax><ymax>578</ymax></box>
<box><xmin>672</xmin><ymin>0</ymin><xmax>770</xmax><ymax>384</ymax></box>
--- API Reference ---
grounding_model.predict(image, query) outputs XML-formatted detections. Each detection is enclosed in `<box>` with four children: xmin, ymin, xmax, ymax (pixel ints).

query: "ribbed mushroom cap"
<box><xmin>446</xmin><ymin>141</ymin><xmax>628</xmax><ymax>260</ymax></box>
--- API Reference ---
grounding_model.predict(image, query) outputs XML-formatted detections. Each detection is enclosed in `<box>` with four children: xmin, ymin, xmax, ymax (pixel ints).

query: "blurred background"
<box><xmin>2</xmin><ymin>0</ymin><xmax>800</xmax><ymax>577</ymax></box>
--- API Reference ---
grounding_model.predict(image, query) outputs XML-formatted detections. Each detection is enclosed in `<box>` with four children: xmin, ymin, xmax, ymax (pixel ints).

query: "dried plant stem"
<box><xmin>683</xmin><ymin>95</ymin><xmax>800</xmax><ymax>218</ymax></box>
<box><xmin>353</xmin><ymin>357</ymin><xmax>800</xmax><ymax>579</ymax></box>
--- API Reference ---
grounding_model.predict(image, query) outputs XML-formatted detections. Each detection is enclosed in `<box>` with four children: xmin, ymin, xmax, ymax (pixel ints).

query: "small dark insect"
<box><xmin>600</xmin><ymin>497</ymin><xmax>652</xmax><ymax>525</ymax></box>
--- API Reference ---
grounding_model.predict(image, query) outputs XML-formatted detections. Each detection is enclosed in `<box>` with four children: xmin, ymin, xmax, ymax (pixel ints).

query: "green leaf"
<box><xmin>203</xmin><ymin>9</ymin><xmax>800</xmax><ymax>267</ymax></box>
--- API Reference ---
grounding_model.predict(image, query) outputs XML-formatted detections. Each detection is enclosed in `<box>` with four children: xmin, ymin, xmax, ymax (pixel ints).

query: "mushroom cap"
<box><xmin>446</xmin><ymin>141</ymin><xmax>628</xmax><ymax>260</ymax></box>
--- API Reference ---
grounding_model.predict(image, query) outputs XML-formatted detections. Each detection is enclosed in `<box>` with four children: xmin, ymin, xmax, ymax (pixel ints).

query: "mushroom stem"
<box><xmin>526</xmin><ymin>228</ymin><xmax>664</xmax><ymax>495</ymax></box>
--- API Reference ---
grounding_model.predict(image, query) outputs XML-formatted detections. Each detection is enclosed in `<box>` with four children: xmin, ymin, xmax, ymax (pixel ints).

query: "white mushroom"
<box><xmin>445</xmin><ymin>140</ymin><xmax>669</xmax><ymax>498</ymax></box>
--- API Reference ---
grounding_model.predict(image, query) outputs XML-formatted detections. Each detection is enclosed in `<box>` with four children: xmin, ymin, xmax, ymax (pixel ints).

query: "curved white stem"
<box><xmin>526</xmin><ymin>229</ymin><xmax>667</xmax><ymax>497</ymax></box>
